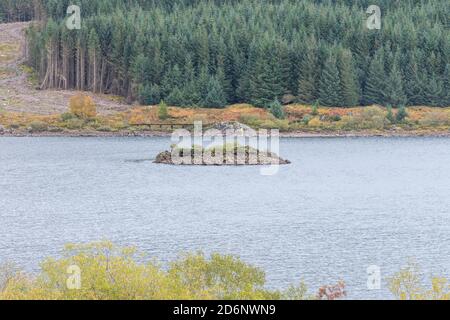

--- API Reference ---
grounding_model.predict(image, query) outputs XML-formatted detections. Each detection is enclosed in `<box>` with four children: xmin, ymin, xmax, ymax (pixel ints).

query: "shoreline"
<box><xmin>1</xmin><ymin>129</ymin><xmax>450</xmax><ymax>138</ymax></box>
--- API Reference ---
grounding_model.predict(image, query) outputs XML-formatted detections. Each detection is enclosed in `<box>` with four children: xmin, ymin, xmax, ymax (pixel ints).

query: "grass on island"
<box><xmin>1</xmin><ymin>93</ymin><xmax>450</xmax><ymax>134</ymax></box>
<box><xmin>0</xmin><ymin>241</ymin><xmax>448</xmax><ymax>300</ymax></box>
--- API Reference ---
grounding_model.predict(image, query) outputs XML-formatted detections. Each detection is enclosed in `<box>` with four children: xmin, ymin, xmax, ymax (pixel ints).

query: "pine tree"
<box><xmin>87</xmin><ymin>29</ymin><xmax>101</xmax><ymax>93</ymax></box>
<box><xmin>236</xmin><ymin>45</ymin><xmax>255</xmax><ymax>103</ymax></box>
<box><xmin>247</xmin><ymin>38</ymin><xmax>285</xmax><ymax>108</ymax></box>
<box><xmin>441</xmin><ymin>64</ymin><xmax>450</xmax><ymax>106</ymax></box>
<box><xmin>396</xmin><ymin>105</ymin><xmax>408</xmax><ymax>123</ymax></box>
<box><xmin>166</xmin><ymin>87</ymin><xmax>184</xmax><ymax>106</ymax></box>
<box><xmin>161</xmin><ymin>65</ymin><xmax>182</xmax><ymax>98</ymax></box>
<box><xmin>338</xmin><ymin>49</ymin><xmax>360</xmax><ymax>107</ymax></box>
<box><xmin>319</xmin><ymin>54</ymin><xmax>341</xmax><ymax>107</ymax></box>
<box><xmin>404</xmin><ymin>52</ymin><xmax>424</xmax><ymax>106</ymax></box>
<box><xmin>384</xmin><ymin>63</ymin><xmax>407</xmax><ymax>107</ymax></box>
<box><xmin>424</xmin><ymin>76</ymin><xmax>444</xmax><ymax>107</ymax></box>
<box><xmin>364</xmin><ymin>49</ymin><xmax>386</xmax><ymax>105</ymax></box>
<box><xmin>138</xmin><ymin>84</ymin><xmax>161</xmax><ymax>105</ymax></box>
<box><xmin>311</xmin><ymin>101</ymin><xmax>319</xmax><ymax>116</ymax></box>
<box><xmin>158</xmin><ymin>100</ymin><xmax>169</xmax><ymax>120</ymax></box>
<box><xmin>216</xmin><ymin>56</ymin><xmax>231</xmax><ymax>105</ymax></box>
<box><xmin>148</xmin><ymin>39</ymin><xmax>164</xmax><ymax>85</ymax></box>
<box><xmin>202</xmin><ymin>77</ymin><xmax>227</xmax><ymax>108</ymax></box>
<box><xmin>298</xmin><ymin>36</ymin><xmax>319</xmax><ymax>104</ymax></box>
<box><xmin>386</xmin><ymin>105</ymin><xmax>395</xmax><ymax>123</ymax></box>
<box><xmin>181</xmin><ymin>56</ymin><xmax>201</xmax><ymax>106</ymax></box>
<box><xmin>23</xmin><ymin>1</ymin><xmax>450</xmax><ymax>109</ymax></box>
<box><xmin>276</xmin><ymin>39</ymin><xmax>292</xmax><ymax>96</ymax></box>
<box><xmin>195</xmin><ymin>66</ymin><xmax>211</xmax><ymax>106</ymax></box>
<box><xmin>269</xmin><ymin>99</ymin><xmax>285</xmax><ymax>119</ymax></box>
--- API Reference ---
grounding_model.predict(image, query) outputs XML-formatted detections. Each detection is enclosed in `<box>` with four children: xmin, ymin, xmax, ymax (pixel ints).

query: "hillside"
<box><xmin>0</xmin><ymin>22</ymin><xmax>129</xmax><ymax>115</ymax></box>
<box><xmin>0</xmin><ymin>16</ymin><xmax>449</xmax><ymax>137</ymax></box>
<box><xmin>22</xmin><ymin>0</ymin><xmax>450</xmax><ymax>108</ymax></box>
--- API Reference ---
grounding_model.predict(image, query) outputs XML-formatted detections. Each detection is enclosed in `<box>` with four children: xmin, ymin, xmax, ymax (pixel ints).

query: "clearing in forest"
<box><xmin>0</xmin><ymin>22</ymin><xmax>130</xmax><ymax>115</ymax></box>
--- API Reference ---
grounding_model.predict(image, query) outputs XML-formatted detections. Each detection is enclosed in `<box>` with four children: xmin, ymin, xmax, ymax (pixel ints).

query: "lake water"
<box><xmin>1</xmin><ymin>136</ymin><xmax>449</xmax><ymax>299</ymax></box>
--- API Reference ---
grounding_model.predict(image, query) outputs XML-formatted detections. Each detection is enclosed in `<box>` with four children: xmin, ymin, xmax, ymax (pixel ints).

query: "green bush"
<box><xmin>274</xmin><ymin>119</ymin><xmax>290</xmax><ymax>131</ymax></box>
<box><xmin>419</xmin><ymin>111</ymin><xmax>450</xmax><ymax>126</ymax></box>
<box><xmin>330</xmin><ymin>114</ymin><xmax>342</xmax><ymax>122</ymax></box>
<box><xmin>388</xmin><ymin>263</ymin><xmax>450</xmax><ymax>300</ymax></box>
<box><xmin>302</xmin><ymin>114</ymin><xmax>312</xmax><ymax>125</ymax></box>
<box><xmin>65</xmin><ymin>118</ymin><xmax>85</xmax><ymax>130</ymax></box>
<box><xmin>97</xmin><ymin>125</ymin><xmax>113</xmax><ymax>132</ymax></box>
<box><xmin>238</xmin><ymin>114</ymin><xmax>260</xmax><ymax>127</ymax></box>
<box><xmin>339</xmin><ymin>107</ymin><xmax>388</xmax><ymax>130</ymax></box>
<box><xmin>386</xmin><ymin>105</ymin><xmax>395</xmax><ymax>123</ymax></box>
<box><xmin>61</xmin><ymin>112</ymin><xmax>76</xmax><ymax>122</ymax></box>
<box><xmin>7</xmin><ymin>123</ymin><xmax>20</xmax><ymax>129</ymax></box>
<box><xmin>48</xmin><ymin>126</ymin><xmax>63</xmax><ymax>133</ymax></box>
<box><xmin>29</xmin><ymin>121</ymin><xmax>48</xmax><ymax>132</ymax></box>
<box><xmin>158</xmin><ymin>101</ymin><xmax>169</xmax><ymax>120</ymax></box>
<box><xmin>0</xmin><ymin>242</ymin><xmax>309</xmax><ymax>300</ymax></box>
<box><xmin>259</xmin><ymin>119</ymin><xmax>290</xmax><ymax>131</ymax></box>
<box><xmin>396</xmin><ymin>106</ymin><xmax>408</xmax><ymax>123</ymax></box>
<box><xmin>269</xmin><ymin>99</ymin><xmax>285</xmax><ymax>119</ymax></box>
<box><xmin>311</xmin><ymin>101</ymin><xmax>319</xmax><ymax>116</ymax></box>
<box><xmin>110</xmin><ymin>120</ymin><xmax>128</xmax><ymax>130</ymax></box>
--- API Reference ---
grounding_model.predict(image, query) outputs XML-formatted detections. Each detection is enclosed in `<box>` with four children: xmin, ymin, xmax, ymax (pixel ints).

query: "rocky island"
<box><xmin>154</xmin><ymin>122</ymin><xmax>291</xmax><ymax>166</ymax></box>
<box><xmin>154</xmin><ymin>144</ymin><xmax>291</xmax><ymax>166</ymax></box>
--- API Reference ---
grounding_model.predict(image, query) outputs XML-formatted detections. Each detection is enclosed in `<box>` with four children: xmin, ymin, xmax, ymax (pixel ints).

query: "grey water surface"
<box><xmin>1</xmin><ymin>136</ymin><xmax>449</xmax><ymax>299</ymax></box>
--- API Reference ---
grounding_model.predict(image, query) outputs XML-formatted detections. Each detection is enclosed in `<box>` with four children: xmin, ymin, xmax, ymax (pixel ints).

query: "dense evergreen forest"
<box><xmin>3</xmin><ymin>0</ymin><xmax>450</xmax><ymax>108</ymax></box>
<box><xmin>0</xmin><ymin>0</ymin><xmax>35</xmax><ymax>22</ymax></box>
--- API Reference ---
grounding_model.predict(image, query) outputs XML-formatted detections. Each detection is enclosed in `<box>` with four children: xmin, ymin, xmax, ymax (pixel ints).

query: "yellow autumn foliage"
<box><xmin>2</xmin><ymin>242</ymin><xmax>447</xmax><ymax>300</ymax></box>
<box><xmin>308</xmin><ymin>117</ymin><xmax>323</xmax><ymax>127</ymax></box>
<box><xmin>388</xmin><ymin>263</ymin><xmax>450</xmax><ymax>300</ymax></box>
<box><xmin>69</xmin><ymin>94</ymin><xmax>97</xmax><ymax>119</ymax></box>
<box><xmin>2</xmin><ymin>104</ymin><xmax>450</xmax><ymax>133</ymax></box>
<box><xmin>0</xmin><ymin>242</ymin><xmax>292</xmax><ymax>300</ymax></box>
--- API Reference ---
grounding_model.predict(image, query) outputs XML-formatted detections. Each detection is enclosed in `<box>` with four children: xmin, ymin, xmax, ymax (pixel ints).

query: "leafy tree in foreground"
<box><xmin>389</xmin><ymin>263</ymin><xmax>450</xmax><ymax>300</ymax></box>
<box><xmin>1</xmin><ymin>242</ymin><xmax>448</xmax><ymax>300</ymax></box>
<box><xmin>0</xmin><ymin>242</ymin><xmax>297</xmax><ymax>300</ymax></box>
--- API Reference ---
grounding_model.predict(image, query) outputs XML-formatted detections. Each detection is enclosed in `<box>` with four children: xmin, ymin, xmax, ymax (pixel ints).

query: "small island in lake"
<box><xmin>155</xmin><ymin>144</ymin><xmax>291</xmax><ymax>166</ymax></box>
<box><xmin>155</xmin><ymin>121</ymin><xmax>291</xmax><ymax>166</ymax></box>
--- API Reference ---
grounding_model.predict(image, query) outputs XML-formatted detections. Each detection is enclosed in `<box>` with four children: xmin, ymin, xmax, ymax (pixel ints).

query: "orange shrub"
<box><xmin>127</xmin><ymin>107</ymin><xmax>157</xmax><ymax>125</ymax></box>
<box><xmin>419</xmin><ymin>110</ymin><xmax>450</xmax><ymax>126</ymax></box>
<box><xmin>69</xmin><ymin>94</ymin><xmax>97</xmax><ymax>119</ymax></box>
